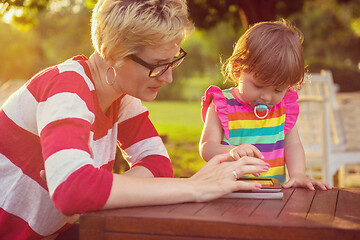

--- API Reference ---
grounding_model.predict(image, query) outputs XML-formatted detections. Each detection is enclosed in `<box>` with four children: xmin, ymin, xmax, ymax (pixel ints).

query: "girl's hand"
<box><xmin>229</xmin><ymin>143</ymin><xmax>264</xmax><ymax>161</ymax></box>
<box><xmin>228</xmin><ymin>144</ymin><xmax>265</xmax><ymax>177</ymax></box>
<box><xmin>189</xmin><ymin>153</ymin><xmax>270</xmax><ymax>202</ymax></box>
<box><xmin>282</xmin><ymin>173</ymin><xmax>332</xmax><ymax>190</ymax></box>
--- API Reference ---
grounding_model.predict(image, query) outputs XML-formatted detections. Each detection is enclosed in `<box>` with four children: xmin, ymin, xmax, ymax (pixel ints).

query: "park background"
<box><xmin>1</xmin><ymin>0</ymin><xmax>360</xmax><ymax>177</ymax></box>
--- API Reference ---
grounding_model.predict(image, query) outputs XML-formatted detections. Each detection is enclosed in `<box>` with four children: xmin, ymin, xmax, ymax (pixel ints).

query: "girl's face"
<box><xmin>113</xmin><ymin>38</ymin><xmax>182</xmax><ymax>102</ymax></box>
<box><xmin>236</xmin><ymin>72</ymin><xmax>288</xmax><ymax>108</ymax></box>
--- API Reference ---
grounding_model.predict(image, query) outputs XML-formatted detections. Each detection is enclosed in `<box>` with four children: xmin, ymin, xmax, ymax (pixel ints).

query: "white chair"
<box><xmin>297</xmin><ymin>70</ymin><xmax>360</xmax><ymax>186</ymax></box>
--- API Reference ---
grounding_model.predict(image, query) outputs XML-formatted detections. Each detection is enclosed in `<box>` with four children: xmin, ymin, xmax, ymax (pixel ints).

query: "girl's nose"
<box><xmin>260</xmin><ymin>91</ymin><xmax>272</xmax><ymax>103</ymax></box>
<box><xmin>157</xmin><ymin>68</ymin><xmax>173</xmax><ymax>84</ymax></box>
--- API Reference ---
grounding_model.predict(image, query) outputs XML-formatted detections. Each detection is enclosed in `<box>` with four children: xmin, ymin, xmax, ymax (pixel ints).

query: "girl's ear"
<box><xmin>232</xmin><ymin>61</ymin><xmax>241</xmax><ymax>79</ymax></box>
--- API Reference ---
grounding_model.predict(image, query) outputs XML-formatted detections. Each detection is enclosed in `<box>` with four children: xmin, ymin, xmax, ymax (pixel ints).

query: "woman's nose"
<box><xmin>157</xmin><ymin>68</ymin><xmax>173</xmax><ymax>84</ymax></box>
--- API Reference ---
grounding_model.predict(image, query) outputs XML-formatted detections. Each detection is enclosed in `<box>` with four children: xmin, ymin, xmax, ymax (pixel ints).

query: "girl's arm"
<box><xmin>200</xmin><ymin>103</ymin><xmax>263</xmax><ymax>162</ymax></box>
<box><xmin>200</xmin><ymin>103</ymin><xmax>237</xmax><ymax>161</ymax></box>
<box><xmin>283</xmin><ymin>125</ymin><xmax>332</xmax><ymax>190</ymax></box>
<box><xmin>283</xmin><ymin>125</ymin><xmax>306</xmax><ymax>177</ymax></box>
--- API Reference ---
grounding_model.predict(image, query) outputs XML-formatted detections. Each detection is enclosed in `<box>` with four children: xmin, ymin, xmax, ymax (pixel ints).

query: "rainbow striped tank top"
<box><xmin>201</xmin><ymin>86</ymin><xmax>299</xmax><ymax>184</ymax></box>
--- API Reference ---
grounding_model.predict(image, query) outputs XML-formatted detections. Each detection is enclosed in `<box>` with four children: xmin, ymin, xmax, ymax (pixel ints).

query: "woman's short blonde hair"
<box><xmin>91</xmin><ymin>0</ymin><xmax>194</xmax><ymax>67</ymax></box>
<box><xmin>222</xmin><ymin>20</ymin><xmax>305</xmax><ymax>90</ymax></box>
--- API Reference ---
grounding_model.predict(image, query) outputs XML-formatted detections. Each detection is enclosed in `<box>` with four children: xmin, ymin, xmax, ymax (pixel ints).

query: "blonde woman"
<box><xmin>0</xmin><ymin>1</ymin><xmax>268</xmax><ymax>239</ymax></box>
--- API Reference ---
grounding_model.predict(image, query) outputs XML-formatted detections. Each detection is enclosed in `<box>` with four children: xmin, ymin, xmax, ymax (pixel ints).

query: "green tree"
<box><xmin>187</xmin><ymin>0</ymin><xmax>305</xmax><ymax>30</ymax></box>
<box><xmin>33</xmin><ymin>0</ymin><xmax>93</xmax><ymax>69</ymax></box>
<box><xmin>0</xmin><ymin>0</ymin><xmax>93</xmax><ymax>84</ymax></box>
<box><xmin>0</xmin><ymin>0</ymin><xmax>95</xmax><ymax>28</ymax></box>
<box><xmin>291</xmin><ymin>0</ymin><xmax>360</xmax><ymax>91</ymax></box>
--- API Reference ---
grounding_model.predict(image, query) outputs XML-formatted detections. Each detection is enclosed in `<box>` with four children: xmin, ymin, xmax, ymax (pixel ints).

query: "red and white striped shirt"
<box><xmin>0</xmin><ymin>55</ymin><xmax>173</xmax><ymax>239</ymax></box>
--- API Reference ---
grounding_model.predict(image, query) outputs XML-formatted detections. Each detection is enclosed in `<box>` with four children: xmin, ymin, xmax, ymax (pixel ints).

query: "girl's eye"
<box><xmin>275</xmin><ymin>88</ymin><xmax>286</xmax><ymax>93</ymax></box>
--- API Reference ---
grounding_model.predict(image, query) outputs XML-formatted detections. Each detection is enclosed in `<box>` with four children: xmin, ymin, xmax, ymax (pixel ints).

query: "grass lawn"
<box><xmin>143</xmin><ymin>101</ymin><xmax>206</xmax><ymax>177</ymax></box>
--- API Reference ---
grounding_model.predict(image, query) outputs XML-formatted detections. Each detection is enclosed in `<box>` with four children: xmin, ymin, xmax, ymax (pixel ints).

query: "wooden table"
<box><xmin>79</xmin><ymin>188</ymin><xmax>360</xmax><ymax>240</ymax></box>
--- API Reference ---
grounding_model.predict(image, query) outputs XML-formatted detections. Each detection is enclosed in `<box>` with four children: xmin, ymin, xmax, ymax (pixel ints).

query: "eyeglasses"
<box><xmin>128</xmin><ymin>48</ymin><xmax>187</xmax><ymax>78</ymax></box>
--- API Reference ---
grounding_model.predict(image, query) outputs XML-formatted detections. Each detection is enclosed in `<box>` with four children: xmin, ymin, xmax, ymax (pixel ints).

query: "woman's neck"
<box><xmin>87</xmin><ymin>52</ymin><xmax>121</xmax><ymax>114</ymax></box>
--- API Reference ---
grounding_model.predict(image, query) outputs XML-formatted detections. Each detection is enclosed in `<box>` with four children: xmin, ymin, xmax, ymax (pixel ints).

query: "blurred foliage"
<box><xmin>0</xmin><ymin>22</ymin><xmax>41</xmax><ymax>81</ymax></box>
<box><xmin>1</xmin><ymin>0</ymin><xmax>360</xmax><ymax>96</ymax></box>
<box><xmin>290</xmin><ymin>0</ymin><xmax>360</xmax><ymax>92</ymax></box>
<box><xmin>0</xmin><ymin>0</ymin><xmax>93</xmax><ymax>82</ymax></box>
<box><xmin>142</xmin><ymin>101</ymin><xmax>205</xmax><ymax>177</ymax></box>
<box><xmin>187</xmin><ymin>0</ymin><xmax>304</xmax><ymax>30</ymax></box>
<box><xmin>157</xmin><ymin>21</ymin><xmax>241</xmax><ymax>100</ymax></box>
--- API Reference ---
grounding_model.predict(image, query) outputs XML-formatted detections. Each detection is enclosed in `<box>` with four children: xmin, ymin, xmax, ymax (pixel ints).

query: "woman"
<box><xmin>0</xmin><ymin>0</ymin><xmax>268</xmax><ymax>239</ymax></box>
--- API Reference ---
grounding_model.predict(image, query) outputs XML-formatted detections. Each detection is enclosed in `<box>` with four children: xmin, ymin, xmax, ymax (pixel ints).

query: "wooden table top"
<box><xmin>79</xmin><ymin>188</ymin><xmax>360</xmax><ymax>240</ymax></box>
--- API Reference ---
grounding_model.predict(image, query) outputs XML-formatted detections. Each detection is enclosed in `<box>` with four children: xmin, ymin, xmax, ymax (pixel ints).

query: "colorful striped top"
<box><xmin>201</xmin><ymin>86</ymin><xmax>299</xmax><ymax>184</ymax></box>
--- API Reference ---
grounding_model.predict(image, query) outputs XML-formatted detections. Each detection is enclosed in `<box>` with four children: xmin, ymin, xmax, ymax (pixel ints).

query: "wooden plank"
<box><xmin>169</xmin><ymin>202</ymin><xmax>208</xmax><ymax>216</ymax></box>
<box><xmin>250</xmin><ymin>189</ymin><xmax>294</xmax><ymax>220</ymax></box>
<box><xmin>306</xmin><ymin>189</ymin><xmax>338</xmax><ymax>226</ymax></box>
<box><xmin>193</xmin><ymin>198</ymin><xmax>236</xmax><ymax>217</ymax></box>
<box><xmin>277</xmin><ymin>188</ymin><xmax>316</xmax><ymax>224</ymax></box>
<box><xmin>334</xmin><ymin>188</ymin><xmax>360</xmax><ymax>230</ymax></box>
<box><xmin>222</xmin><ymin>198</ymin><xmax>263</xmax><ymax>220</ymax></box>
<box><xmin>79</xmin><ymin>214</ymin><xmax>105</xmax><ymax>240</ymax></box>
<box><xmin>105</xmin><ymin>232</ymin><xmax>222</xmax><ymax>240</ymax></box>
<box><xmin>140</xmin><ymin>204</ymin><xmax>179</xmax><ymax>214</ymax></box>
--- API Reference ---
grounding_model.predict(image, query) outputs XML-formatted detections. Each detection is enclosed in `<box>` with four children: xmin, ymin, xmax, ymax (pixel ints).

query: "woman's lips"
<box><xmin>149</xmin><ymin>86</ymin><xmax>161</xmax><ymax>92</ymax></box>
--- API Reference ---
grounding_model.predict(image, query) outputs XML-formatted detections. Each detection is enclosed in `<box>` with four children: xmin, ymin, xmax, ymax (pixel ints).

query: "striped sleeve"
<box><xmin>30</xmin><ymin>67</ymin><xmax>113</xmax><ymax>216</ymax></box>
<box><xmin>117</xmin><ymin>95</ymin><xmax>173</xmax><ymax>177</ymax></box>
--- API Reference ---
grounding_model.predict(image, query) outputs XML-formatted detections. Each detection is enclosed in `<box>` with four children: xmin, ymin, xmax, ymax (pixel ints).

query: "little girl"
<box><xmin>200</xmin><ymin>20</ymin><xmax>331</xmax><ymax>190</ymax></box>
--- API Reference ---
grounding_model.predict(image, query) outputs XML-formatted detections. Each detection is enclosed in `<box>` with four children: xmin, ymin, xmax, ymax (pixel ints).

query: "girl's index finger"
<box><xmin>249</xmin><ymin>145</ymin><xmax>264</xmax><ymax>159</ymax></box>
<box><xmin>254</xmin><ymin>150</ymin><xmax>264</xmax><ymax>159</ymax></box>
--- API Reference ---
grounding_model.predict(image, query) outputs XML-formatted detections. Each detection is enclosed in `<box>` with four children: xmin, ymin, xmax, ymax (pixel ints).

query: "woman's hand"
<box><xmin>189</xmin><ymin>153</ymin><xmax>270</xmax><ymax>202</ymax></box>
<box><xmin>229</xmin><ymin>144</ymin><xmax>264</xmax><ymax>161</ymax></box>
<box><xmin>282</xmin><ymin>173</ymin><xmax>332</xmax><ymax>190</ymax></box>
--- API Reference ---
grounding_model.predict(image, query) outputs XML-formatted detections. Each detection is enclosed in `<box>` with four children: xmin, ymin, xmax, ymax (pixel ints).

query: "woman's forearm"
<box><xmin>103</xmin><ymin>174</ymin><xmax>196</xmax><ymax>209</ymax></box>
<box><xmin>104</xmin><ymin>153</ymin><xmax>270</xmax><ymax>209</ymax></box>
<box><xmin>121</xmin><ymin>165</ymin><xmax>154</xmax><ymax>178</ymax></box>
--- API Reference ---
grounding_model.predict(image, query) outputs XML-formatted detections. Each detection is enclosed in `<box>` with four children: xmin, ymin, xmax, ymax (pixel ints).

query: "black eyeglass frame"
<box><xmin>128</xmin><ymin>48</ymin><xmax>187</xmax><ymax>78</ymax></box>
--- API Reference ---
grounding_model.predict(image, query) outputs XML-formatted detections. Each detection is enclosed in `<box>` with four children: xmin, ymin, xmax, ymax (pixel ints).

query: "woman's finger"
<box><xmin>235</xmin><ymin>179</ymin><xmax>262</xmax><ymax>191</ymax></box>
<box><xmin>235</xmin><ymin>156</ymin><xmax>269</xmax><ymax>167</ymax></box>
<box><xmin>208</xmin><ymin>152</ymin><xmax>231</xmax><ymax>165</ymax></box>
<box><xmin>234</xmin><ymin>164</ymin><xmax>269</xmax><ymax>178</ymax></box>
